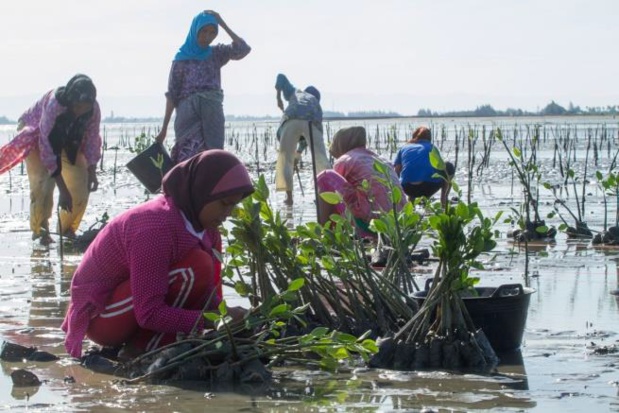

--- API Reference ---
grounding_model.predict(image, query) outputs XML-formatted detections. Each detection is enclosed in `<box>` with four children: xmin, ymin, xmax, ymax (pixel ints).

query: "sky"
<box><xmin>0</xmin><ymin>0</ymin><xmax>617</xmax><ymax>119</ymax></box>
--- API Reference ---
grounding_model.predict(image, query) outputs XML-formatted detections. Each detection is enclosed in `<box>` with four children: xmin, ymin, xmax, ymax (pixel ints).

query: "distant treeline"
<box><xmin>1</xmin><ymin>102</ymin><xmax>617</xmax><ymax>124</ymax></box>
<box><xmin>418</xmin><ymin>101</ymin><xmax>619</xmax><ymax>117</ymax></box>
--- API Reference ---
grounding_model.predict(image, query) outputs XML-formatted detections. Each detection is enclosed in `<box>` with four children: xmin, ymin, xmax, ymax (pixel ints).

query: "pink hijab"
<box><xmin>162</xmin><ymin>150</ymin><xmax>254</xmax><ymax>232</ymax></box>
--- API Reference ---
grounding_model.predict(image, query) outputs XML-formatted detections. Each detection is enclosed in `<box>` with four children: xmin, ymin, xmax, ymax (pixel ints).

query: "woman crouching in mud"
<box><xmin>62</xmin><ymin>150</ymin><xmax>254</xmax><ymax>359</ymax></box>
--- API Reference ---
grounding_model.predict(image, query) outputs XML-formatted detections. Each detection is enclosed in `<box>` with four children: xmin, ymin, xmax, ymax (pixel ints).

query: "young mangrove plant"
<box><xmin>366</xmin><ymin>160</ymin><xmax>425</xmax><ymax>295</ymax></box>
<box><xmin>592</xmin><ymin>171</ymin><xmax>619</xmax><ymax>245</ymax></box>
<box><xmin>498</xmin><ymin>127</ymin><xmax>557</xmax><ymax>242</ymax></box>
<box><xmin>544</xmin><ymin>168</ymin><xmax>593</xmax><ymax>239</ymax></box>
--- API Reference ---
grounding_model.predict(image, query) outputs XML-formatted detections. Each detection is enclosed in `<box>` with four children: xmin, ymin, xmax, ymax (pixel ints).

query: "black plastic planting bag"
<box><xmin>126</xmin><ymin>143</ymin><xmax>174</xmax><ymax>193</ymax></box>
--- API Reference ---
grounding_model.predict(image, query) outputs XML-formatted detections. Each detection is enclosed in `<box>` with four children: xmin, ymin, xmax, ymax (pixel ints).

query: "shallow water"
<box><xmin>0</xmin><ymin>117</ymin><xmax>618</xmax><ymax>412</ymax></box>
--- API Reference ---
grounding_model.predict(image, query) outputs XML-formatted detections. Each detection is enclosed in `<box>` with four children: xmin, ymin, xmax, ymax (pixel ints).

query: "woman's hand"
<box><xmin>87</xmin><ymin>165</ymin><xmax>99</xmax><ymax>192</ymax></box>
<box><xmin>155</xmin><ymin>129</ymin><xmax>167</xmax><ymax>145</ymax></box>
<box><xmin>58</xmin><ymin>188</ymin><xmax>73</xmax><ymax>213</ymax></box>
<box><xmin>204</xmin><ymin>10</ymin><xmax>223</xmax><ymax>25</ymax></box>
<box><xmin>54</xmin><ymin>175</ymin><xmax>73</xmax><ymax>212</ymax></box>
<box><xmin>226</xmin><ymin>306</ymin><xmax>248</xmax><ymax>323</ymax></box>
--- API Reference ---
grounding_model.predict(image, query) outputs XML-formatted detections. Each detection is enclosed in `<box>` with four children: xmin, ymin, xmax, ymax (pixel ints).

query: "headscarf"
<box><xmin>55</xmin><ymin>74</ymin><xmax>97</xmax><ymax>107</ymax></box>
<box><xmin>162</xmin><ymin>149</ymin><xmax>254</xmax><ymax>232</ymax></box>
<box><xmin>329</xmin><ymin>126</ymin><xmax>367</xmax><ymax>159</ymax></box>
<box><xmin>49</xmin><ymin>74</ymin><xmax>97</xmax><ymax>169</ymax></box>
<box><xmin>275</xmin><ymin>73</ymin><xmax>295</xmax><ymax>101</ymax></box>
<box><xmin>304</xmin><ymin>86</ymin><xmax>321</xmax><ymax>102</ymax></box>
<box><xmin>174</xmin><ymin>12</ymin><xmax>219</xmax><ymax>61</ymax></box>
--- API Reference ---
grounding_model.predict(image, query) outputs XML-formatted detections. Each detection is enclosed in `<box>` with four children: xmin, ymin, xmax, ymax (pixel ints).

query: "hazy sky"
<box><xmin>1</xmin><ymin>0</ymin><xmax>617</xmax><ymax>119</ymax></box>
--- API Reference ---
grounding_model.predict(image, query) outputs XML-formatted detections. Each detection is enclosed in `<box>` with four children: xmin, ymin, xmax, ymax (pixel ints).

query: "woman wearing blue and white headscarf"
<box><xmin>156</xmin><ymin>10</ymin><xmax>251</xmax><ymax>163</ymax></box>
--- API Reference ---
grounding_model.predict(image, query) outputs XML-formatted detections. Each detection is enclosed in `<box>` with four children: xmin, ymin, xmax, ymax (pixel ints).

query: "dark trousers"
<box><xmin>402</xmin><ymin>162</ymin><xmax>455</xmax><ymax>201</ymax></box>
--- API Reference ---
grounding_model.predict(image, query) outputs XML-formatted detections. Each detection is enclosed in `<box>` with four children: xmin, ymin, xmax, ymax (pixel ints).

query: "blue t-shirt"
<box><xmin>394</xmin><ymin>141</ymin><xmax>442</xmax><ymax>184</ymax></box>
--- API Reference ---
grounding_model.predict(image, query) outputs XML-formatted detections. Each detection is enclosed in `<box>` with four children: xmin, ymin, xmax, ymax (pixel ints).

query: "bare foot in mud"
<box><xmin>39</xmin><ymin>234</ymin><xmax>55</xmax><ymax>246</ymax></box>
<box><xmin>62</xmin><ymin>229</ymin><xmax>76</xmax><ymax>239</ymax></box>
<box><xmin>33</xmin><ymin>230</ymin><xmax>55</xmax><ymax>246</ymax></box>
<box><xmin>284</xmin><ymin>191</ymin><xmax>293</xmax><ymax>206</ymax></box>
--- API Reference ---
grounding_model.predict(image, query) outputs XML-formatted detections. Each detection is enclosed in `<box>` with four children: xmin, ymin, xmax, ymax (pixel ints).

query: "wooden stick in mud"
<box><xmin>307</xmin><ymin>121</ymin><xmax>321</xmax><ymax>223</ymax></box>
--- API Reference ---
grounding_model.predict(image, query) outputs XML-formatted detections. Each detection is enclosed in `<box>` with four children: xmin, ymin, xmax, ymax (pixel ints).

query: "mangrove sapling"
<box><xmin>466</xmin><ymin>126</ymin><xmax>477</xmax><ymax>205</ymax></box>
<box><xmin>498</xmin><ymin>127</ymin><xmax>557</xmax><ymax>242</ymax></box>
<box><xmin>475</xmin><ymin>126</ymin><xmax>494</xmax><ymax>178</ymax></box>
<box><xmin>370</xmin><ymin>194</ymin><xmax>502</xmax><ymax>371</ymax></box>
<box><xmin>367</xmin><ymin>161</ymin><xmax>425</xmax><ymax>294</ymax></box>
<box><xmin>592</xmin><ymin>171</ymin><xmax>619</xmax><ymax>245</ymax></box>
<box><xmin>543</xmin><ymin>168</ymin><xmax>593</xmax><ymax>239</ymax></box>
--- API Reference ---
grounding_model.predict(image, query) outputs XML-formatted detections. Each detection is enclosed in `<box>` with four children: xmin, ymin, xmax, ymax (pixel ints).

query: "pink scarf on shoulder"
<box><xmin>0</xmin><ymin>127</ymin><xmax>38</xmax><ymax>174</ymax></box>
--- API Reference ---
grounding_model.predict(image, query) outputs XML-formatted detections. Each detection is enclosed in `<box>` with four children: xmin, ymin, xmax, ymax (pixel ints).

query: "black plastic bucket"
<box><xmin>126</xmin><ymin>143</ymin><xmax>174</xmax><ymax>193</ymax></box>
<box><xmin>413</xmin><ymin>282</ymin><xmax>535</xmax><ymax>352</ymax></box>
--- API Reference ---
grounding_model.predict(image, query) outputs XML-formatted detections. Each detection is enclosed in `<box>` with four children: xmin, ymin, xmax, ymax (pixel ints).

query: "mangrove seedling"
<box><xmin>592</xmin><ymin>171</ymin><xmax>619</xmax><ymax>245</ymax></box>
<box><xmin>498</xmin><ymin>127</ymin><xmax>556</xmax><ymax>242</ymax></box>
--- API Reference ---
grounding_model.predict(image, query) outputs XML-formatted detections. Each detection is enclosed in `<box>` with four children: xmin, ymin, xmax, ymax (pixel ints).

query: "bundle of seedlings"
<box><xmin>225</xmin><ymin>175</ymin><xmax>419</xmax><ymax>340</ymax></box>
<box><xmin>498</xmin><ymin>127</ymin><xmax>557</xmax><ymax>242</ymax></box>
<box><xmin>370</xmin><ymin>151</ymin><xmax>501</xmax><ymax>371</ymax></box>
<box><xmin>95</xmin><ymin>280</ymin><xmax>377</xmax><ymax>385</ymax></box>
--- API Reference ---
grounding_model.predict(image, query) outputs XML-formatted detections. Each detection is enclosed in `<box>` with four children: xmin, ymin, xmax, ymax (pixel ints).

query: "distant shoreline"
<box><xmin>0</xmin><ymin>113</ymin><xmax>616</xmax><ymax>126</ymax></box>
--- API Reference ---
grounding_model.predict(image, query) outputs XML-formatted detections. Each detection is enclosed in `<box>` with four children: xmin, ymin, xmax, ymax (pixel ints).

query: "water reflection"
<box><xmin>10</xmin><ymin>385</ymin><xmax>40</xmax><ymax>401</ymax></box>
<box><xmin>28</xmin><ymin>249</ymin><xmax>72</xmax><ymax>330</ymax></box>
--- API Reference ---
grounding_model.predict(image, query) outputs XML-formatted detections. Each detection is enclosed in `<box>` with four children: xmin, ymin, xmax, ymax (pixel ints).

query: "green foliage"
<box><xmin>128</xmin><ymin>132</ymin><xmax>153</xmax><ymax>154</ymax></box>
<box><xmin>225</xmin><ymin>172</ymin><xmax>417</xmax><ymax>342</ymax></box>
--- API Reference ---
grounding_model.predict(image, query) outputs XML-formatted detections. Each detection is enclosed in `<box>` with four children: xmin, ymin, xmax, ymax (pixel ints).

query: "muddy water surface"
<box><xmin>0</xmin><ymin>118</ymin><xmax>618</xmax><ymax>412</ymax></box>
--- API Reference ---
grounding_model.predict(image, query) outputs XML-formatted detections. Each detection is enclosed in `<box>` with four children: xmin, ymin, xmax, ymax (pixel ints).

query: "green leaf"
<box><xmin>287</xmin><ymin>278</ymin><xmax>305</xmax><ymax>292</ymax></box>
<box><xmin>203</xmin><ymin>312</ymin><xmax>220</xmax><ymax>322</ymax></box>
<box><xmin>218</xmin><ymin>300</ymin><xmax>228</xmax><ymax>316</ymax></box>
<box><xmin>332</xmin><ymin>332</ymin><xmax>358</xmax><ymax>343</ymax></box>
<box><xmin>512</xmin><ymin>147</ymin><xmax>521</xmax><ymax>158</ymax></box>
<box><xmin>429</xmin><ymin>147</ymin><xmax>446</xmax><ymax>170</ymax></box>
<box><xmin>320</xmin><ymin>192</ymin><xmax>343</xmax><ymax>205</ymax></box>
<box><xmin>234</xmin><ymin>282</ymin><xmax>250</xmax><ymax>296</ymax></box>
<box><xmin>269</xmin><ymin>303</ymin><xmax>289</xmax><ymax>317</ymax></box>
<box><xmin>370</xmin><ymin>219</ymin><xmax>388</xmax><ymax>233</ymax></box>
<box><xmin>309</xmin><ymin>327</ymin><xmax>329</xmax><ymax>338</ymax></box>
<box><xmin>361</xmin><ymin>339</ymin><xmax>379</xmax><ymax>353</ymax></box>
<box><xmin>329</xmin><ymin>347</ymin><xmax>350</xmax><ymax>360</ymax></box>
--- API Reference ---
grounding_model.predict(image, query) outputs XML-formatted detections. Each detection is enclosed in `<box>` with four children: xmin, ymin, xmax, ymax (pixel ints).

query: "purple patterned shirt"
<box><xmin>18</xmin><ymin>90</ymin><xmax>102</xmax><ymax>174</ymax></box>
<box><xmin>166</xmin><ymin>40</ymin><xmax>251</xmax><ymax>105</ymax></box>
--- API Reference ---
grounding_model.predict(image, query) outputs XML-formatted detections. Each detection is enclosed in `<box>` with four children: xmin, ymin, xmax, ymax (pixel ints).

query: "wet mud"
<box><xmin>0</xmin><ymin>118</ymin><xmax>618</xmax><ymax>412</ymax></box>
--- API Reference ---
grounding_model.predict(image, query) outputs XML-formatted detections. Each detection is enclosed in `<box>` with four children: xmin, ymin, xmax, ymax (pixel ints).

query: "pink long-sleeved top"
<box><xmin>334</xmin><ymin>147</ymin><xmax>407</xmax><ymax>220</ymax></box>
<box><xmin>61</xmin><ymin>195</ymin><xmax>222</xmax><ymax>358</ymax></box>
<box><xmin>19</xmin><ymin>90</ymin><xmax>102</xmax><ymax>174</ymax></box>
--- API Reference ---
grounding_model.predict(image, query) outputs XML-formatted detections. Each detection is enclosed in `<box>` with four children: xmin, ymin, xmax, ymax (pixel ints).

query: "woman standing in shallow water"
<box><xmin>0</xmin><ymin>74</ymin><xmax>101</xmax><ymax>245</ymax></box>
<box><xmin>156</xmin><ymin>10</ymin><xmax>251</xmax><ymax>163</ymax></box>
